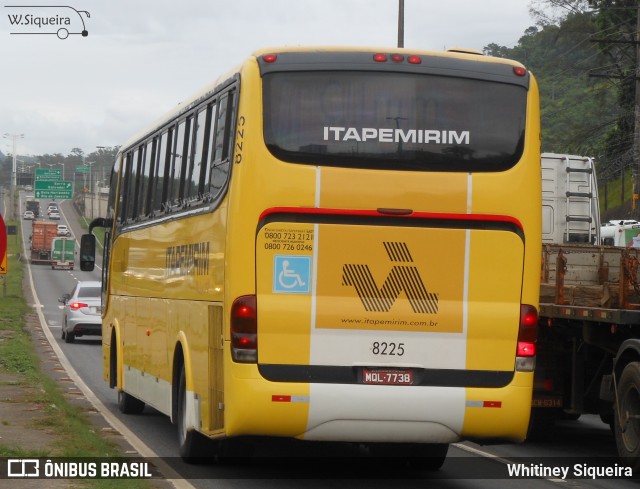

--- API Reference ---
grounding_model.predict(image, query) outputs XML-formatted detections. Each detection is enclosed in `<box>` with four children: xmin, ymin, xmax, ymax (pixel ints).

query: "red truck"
<box><xmin>30</xmin><ymin>220</ymin><xmax>58</xmax><ymax>264</ymax></box>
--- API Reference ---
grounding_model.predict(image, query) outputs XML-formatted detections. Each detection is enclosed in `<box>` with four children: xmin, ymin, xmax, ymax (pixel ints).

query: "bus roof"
<box><xmin>252</xmin><ymin>45</ymin><xmax>526</xmax><ymax>68</ymax></box>
<box><xmin>119</xmin><ymin>46</ymin><xmax>527</xmax><ymax>153</ymax></box>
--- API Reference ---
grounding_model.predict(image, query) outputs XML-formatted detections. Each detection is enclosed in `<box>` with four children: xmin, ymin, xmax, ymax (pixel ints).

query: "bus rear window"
<box><xmin>263</xmin><ymin>72</ymin><xmax>527</xmax><ymax>172</ymax></box>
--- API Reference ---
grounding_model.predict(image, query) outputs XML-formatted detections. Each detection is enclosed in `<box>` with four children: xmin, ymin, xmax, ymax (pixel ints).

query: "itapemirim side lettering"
<box><xmin>342</xmin><ymin>242</ymin><xmax>439</xmax><ymax>314</ymax></box>
<box><xmin>165</xmin><ymin>242</ymin><xmax>210</xmax><ymax>277</ymax></box>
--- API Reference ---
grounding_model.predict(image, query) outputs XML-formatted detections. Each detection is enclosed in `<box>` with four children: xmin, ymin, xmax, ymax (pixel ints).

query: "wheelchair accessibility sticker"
<box><xmin>273</xmin><ymin>255</ymin><xmax>311</xmax><ymax>294</ymax></box>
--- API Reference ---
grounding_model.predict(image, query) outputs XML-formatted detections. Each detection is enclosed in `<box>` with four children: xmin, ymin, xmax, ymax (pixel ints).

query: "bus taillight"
<box><xmin>516</xmin><ymin>304</ymin><xmax>538</xmax><ymax>371</ymax></box>
<box><xmin>231</xmin><ymin>295</ymin><xmax>257</xmax><ymax>363</ymax></box>
<box><xmin>513</xmin><ymin>66</ymin><xmax>527</xmax><ymax>77</ymax></box>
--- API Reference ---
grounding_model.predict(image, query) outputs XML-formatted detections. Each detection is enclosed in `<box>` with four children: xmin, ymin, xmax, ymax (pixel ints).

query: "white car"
<box><xmin>57</xmin><ymin>224</ymin><xmax>71</xmax><ymax>236</ymax></box>
<box><xmin>49</xmin><ymin>211</ymin><xmax>61</xmax><ymax>220</ymax></box>
<box><xmin>23</xmin><ymin>210</ymin><xmax>35</xmax><ymax>220</ymax></box>
<box><xmin>59</xmin><ymin>281</ymin><xmax>102</xmax><ymax>343</ymax></box>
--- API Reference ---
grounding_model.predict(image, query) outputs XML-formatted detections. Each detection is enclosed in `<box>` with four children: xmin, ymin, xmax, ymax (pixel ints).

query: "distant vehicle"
<box><xmin>56</xmin><ymin>224</ymin><xmax>71</xmax><ymax>237</ymax></box>
<box><xmin>30</xmin><ymin>221</ymin><xmax>58</xmax><ymax>264</ymax></box>
<box><xmin>23</xmin><ymin>210</ymin><xmax>35</xmax><ymax>220</ymax></box>
<box><xmin>601</xmin><ymin>221</ymin><xmax>640</xmax><ymax>246</ymax></box>
<box><xmin>49</xmin><ymin>212</ymin><xmax>61</xmax><ymax>220</ymax></box>
<box><xmin>24</xmin><ymin>185</ymin><xmax>32</xmax><ymax>191</ymax></box>
<box><xmin>47</xmin><ymin>205</ymin><xmax>58</xmax><ymax>215</ymax></box>
<box><xmin>608</xmin><ymin>220</ymin><xmax>638</xmax><ymax>226</ymax></box>
<box><xmin>26</xmin><ymin>199</ymin><xmax>40</xmax><ymax>217</ymax></box>
<box><xmin>59</xmin><ymin>281</ymin><xmax>102</xmax><ymax>343</ymax></box>
<box><xmin>51</xmin><ymin>237</ymin><xmax>75</xmax><ymax>270</ymax></box>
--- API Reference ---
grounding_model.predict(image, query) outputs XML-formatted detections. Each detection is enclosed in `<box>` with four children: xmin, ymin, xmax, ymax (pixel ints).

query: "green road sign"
<box><xmin>35</xmin><ymin>168</ymin><xmax>62</xmax><ymax>181</ymax></box>
<box><xmin>35</xmin><ymin>180</ymin><xmax>73</xmax><ymax>199</ymax></box>
<box><xmin>76</xmin><ymin>165</ymin><xmax>89</xmax><ymax>173</ymax></box>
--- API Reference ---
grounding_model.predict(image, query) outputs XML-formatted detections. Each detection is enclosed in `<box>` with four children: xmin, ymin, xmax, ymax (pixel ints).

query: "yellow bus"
<box><xmin>81</xmin><ymin>46</ymin><xmax>541</xmax><ymax>466</ymax></box>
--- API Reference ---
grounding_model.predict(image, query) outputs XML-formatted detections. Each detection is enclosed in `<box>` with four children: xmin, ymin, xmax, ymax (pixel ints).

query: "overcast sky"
<box><xmin>0</xmin><ymin>0</ymin><xmax>537</xmax><ymax>158</ymax></box>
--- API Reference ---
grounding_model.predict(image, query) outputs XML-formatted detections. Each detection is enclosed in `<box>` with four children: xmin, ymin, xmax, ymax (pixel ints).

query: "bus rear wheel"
<box><xmin>615</xmin><ymin>362</ymin><xmax>640</xmax><ymax>472</ymax></box>
<box><xmin>177</xmin><ymin>364</ymin><xmax>209</xmax><ymax>462</ymax></box>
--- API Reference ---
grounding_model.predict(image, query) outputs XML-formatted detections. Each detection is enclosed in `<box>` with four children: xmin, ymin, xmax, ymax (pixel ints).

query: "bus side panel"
<box><xmin>104</xmin><ymin>208</ymin><xmax>228</xmax><ymax>431</ymax></box>
<box><xmin>223</xmin><ymin>349</ymin><xmax>311</xmax><ymax>438</ymax></box>
<box><xmin>461</xmin><ymin>76</ymin><xmax>540</xmax><ymax>440</ymax></box>
<box><xmin>208</xmin><ymin>304</ymin><xmax>225</xmax><ymax>432</ymax></box>
<box><xmin>471</xmin><ymin>73</ymin><xmax>541</xmax><ymax>312</ymax></box>
<box><xmin>465</xmin><ymin>229</ymin><xmax>524</xmax><ymax>372</ymax></box>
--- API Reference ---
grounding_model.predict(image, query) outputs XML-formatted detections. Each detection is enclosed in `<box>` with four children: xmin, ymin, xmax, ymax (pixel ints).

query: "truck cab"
<box><xmin>541</xmin><ymin>153</ymin><xmax>600</xmax><ymax>245</ymax></box>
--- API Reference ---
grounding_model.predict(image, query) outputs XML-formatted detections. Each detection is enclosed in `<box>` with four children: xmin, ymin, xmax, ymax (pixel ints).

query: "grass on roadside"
<box><xmin>0</xmin><ymin>218</ymin><xmax>152</xmax><ymax>488</ymax></box>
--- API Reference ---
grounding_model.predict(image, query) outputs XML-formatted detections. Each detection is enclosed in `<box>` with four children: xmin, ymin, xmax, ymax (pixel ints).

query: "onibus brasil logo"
<box><xmin>342</xmin><ymin>242</ymin><xmax>439</xmax><ymax>313</ymax></box>
<box><xmin>5</xmin><ymin>5</ymin><xmax>90</xmax><ymax>39</ymax></box>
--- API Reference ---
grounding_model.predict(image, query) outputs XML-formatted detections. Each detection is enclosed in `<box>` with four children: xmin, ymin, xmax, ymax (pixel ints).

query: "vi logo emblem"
<box><xmin>342</xmin><ymin>242</ymin><xmax>439</xmax><ymax>314</ymax></box>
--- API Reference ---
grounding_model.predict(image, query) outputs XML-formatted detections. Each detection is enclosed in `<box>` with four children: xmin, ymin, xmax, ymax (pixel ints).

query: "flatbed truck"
<box><xmin>535</xmin><ymin>154</ymin><xmax>640</xmax><ymax>468</ymax></box>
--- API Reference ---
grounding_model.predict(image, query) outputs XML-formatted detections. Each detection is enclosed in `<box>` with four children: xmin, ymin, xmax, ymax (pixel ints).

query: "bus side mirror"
<box><xmin>80</xmin><ymin>234</ymin><xmax>96</xmax><ymax>271</ymax></box>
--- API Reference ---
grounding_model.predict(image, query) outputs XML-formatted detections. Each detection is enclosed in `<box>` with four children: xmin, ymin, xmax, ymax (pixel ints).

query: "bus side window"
<box><xmin>117</xmin><ymin>152</ymin><xmax>132</xmax><ymax>228</ymax></box>
<box><xmin>152</xmin><ymin>131</ymin><xmax>169</xmax><ymax>216</ymax></box>
<box><xmin>140</xmin><ymin>138</ymin><xmax>156</xmax><ymax>219</ymax></box>
<box><xmin>161</xmin><ymin>127</ymin><xmax>174</xmax><ymax>213</ymax></box>
<box><xmin>187</xmin><ymin>108</ymin><xmax>208</xmax><ymax>203</ymax></box>
<box><xmin>211</xmin><ymin>94</ymin><xmax>227</xmax><ymax>163</ymax></box>
<box><xmin>203</xmin><ymin>101</ymin><xmax>218</xmax><ymax>201</ymax></box>
<box><xmin>167</xmin><ymin>122</ymin><xmax>181</xmax><ymax>208</ymax></box>
<box><xmin>107</xmin><ymin>162</ymin><xmax>118</xmax><ymax>221</ymax></box>
<box><xmin>168</xmin><ymin>118</ymin><xmax>190</xmax><ymax>208</ymax></box>
<box><xmin>179</xmin><ymin>116</ymin><xmax>192</xmax><ymax>204</ymax></box>
<box><xmin>127</xmin><ymin>147</ymin><xmax>142</xmax><ymax>222</ymax></box>
<box><xmin>209</xmin><ymin>90</ymin><xmax>235</xmax><ymax>202</ymax></box>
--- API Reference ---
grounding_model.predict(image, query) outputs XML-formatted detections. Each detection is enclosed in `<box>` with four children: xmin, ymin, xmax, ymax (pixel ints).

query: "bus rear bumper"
<box><xmin>223</xmin><ymin>371</ymin><xmax>533</xmax><ymax>444</ymax></box>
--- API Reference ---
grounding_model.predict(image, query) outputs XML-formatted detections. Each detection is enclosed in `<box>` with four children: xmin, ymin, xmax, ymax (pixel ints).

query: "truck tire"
<box><xmin>614</xmin><ymin>361</ymin><xmax>640</xmax><ymax>471</ymax></box>
<box><xmin>527</xmin><ymin>408</ymin><xmax>557</xmax><ymax>440</ymax></box>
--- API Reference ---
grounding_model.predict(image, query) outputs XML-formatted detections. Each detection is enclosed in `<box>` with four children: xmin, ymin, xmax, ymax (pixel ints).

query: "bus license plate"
<box><xmin>362</xmin><ymin>368</ymin><xmax>414</xmax><ymax>386</ymax></box>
